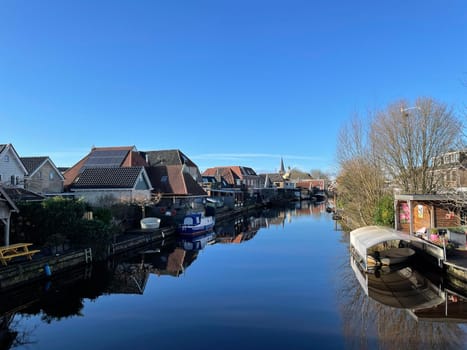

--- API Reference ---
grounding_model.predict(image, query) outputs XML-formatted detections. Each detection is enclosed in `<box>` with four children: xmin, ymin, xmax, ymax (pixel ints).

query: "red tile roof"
<box><xmin>146</xmin><ymin>165</ymin><xmax>207</xmax><ymax>196</ymax></box>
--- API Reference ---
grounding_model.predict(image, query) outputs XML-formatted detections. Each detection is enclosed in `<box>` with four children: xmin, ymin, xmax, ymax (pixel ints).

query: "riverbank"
<box><xmin>0</xmin><ymin>203</ymin><xmax>265</xmax><ymax>290</ymax></box>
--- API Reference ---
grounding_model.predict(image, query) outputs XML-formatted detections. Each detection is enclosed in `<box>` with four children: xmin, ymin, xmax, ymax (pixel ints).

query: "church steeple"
<box><xmin>279</xmin><ymin>157</ymin><xmax>285</xmax><ymax>175</ymax></box>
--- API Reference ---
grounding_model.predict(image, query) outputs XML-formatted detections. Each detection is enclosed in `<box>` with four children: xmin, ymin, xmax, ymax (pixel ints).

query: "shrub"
<box><xmin>373</xmin><ymin>194</ymin><xmax>395</xmax><ymax>226</ymax></box>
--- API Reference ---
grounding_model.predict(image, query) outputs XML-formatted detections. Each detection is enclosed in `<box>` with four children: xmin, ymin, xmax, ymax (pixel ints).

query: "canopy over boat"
<box><xmin>350</xmin><ymin>226</ymin><xmax>428</xmax><ymax>270</ymax></box>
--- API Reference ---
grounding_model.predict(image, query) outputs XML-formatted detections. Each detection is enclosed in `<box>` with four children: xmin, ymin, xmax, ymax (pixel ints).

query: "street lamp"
<box><xmin>400</xmin><ymin>106</ymin><xmax>421</xmax><ymax>117</ymax></box>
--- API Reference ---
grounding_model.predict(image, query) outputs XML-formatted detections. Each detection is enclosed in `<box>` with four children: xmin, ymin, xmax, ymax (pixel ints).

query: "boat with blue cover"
<box><xmin>178</xmin><ymin>212</ymin><xmax>215</xmax><ymax>236</ymax></box>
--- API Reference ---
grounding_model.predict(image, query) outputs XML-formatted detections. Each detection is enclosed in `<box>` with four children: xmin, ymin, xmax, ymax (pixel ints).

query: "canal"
<box><xmin>1</xmin><ymin>202</ymin><xmax>467</xmax><ymax>349</ymax></box>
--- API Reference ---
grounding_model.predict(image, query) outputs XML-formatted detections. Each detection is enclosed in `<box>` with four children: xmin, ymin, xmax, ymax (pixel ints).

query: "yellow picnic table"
<box><xmin>0</xmin><ymin>243</ymin><xmax>40</xmax><ymax>266</ymax></box>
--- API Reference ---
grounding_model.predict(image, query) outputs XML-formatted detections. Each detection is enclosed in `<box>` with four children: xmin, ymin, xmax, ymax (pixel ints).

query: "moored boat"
<box><xmin>178</xmin><ymin>212</ymin><xmax>215</xmax><ymax>236</ymax></box>
<box><xmin>367</xmin><ymin>247</ymin><xmax>415</xmax><ymax>266</ymax></box>
<box><xmin>140</xmin><ymin>217</ymin><xmax>161</xmax><ymax>229</ymax></box>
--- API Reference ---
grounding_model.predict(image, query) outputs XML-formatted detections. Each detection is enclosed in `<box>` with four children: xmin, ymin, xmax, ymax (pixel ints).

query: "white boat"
<box><xmin>178</xmin><ymin>212</ymin><xmax>215</xmax><ymax>236</ymax></box>
<box><xmin>140</xmin><ymin>217</ymin><xmax>161</xmax><ymax>230</ymax></box>
<box><xmin>367</xmin><ymin>247</ymin><xmax>415</xmax><ymax>266</ymax></box>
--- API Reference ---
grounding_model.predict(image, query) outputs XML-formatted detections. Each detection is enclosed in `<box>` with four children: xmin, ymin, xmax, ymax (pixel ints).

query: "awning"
<box><xmin>350</xmin><ymin>226</ymin><xmax>426</xmax><ymax>263</ymax></box>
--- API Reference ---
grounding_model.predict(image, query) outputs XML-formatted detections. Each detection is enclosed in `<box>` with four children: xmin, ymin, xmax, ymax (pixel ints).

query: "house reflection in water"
<box><xmin>214</xmin><ymin>216</ymin><xmax>260</xmax><ymax>244</ymax></box>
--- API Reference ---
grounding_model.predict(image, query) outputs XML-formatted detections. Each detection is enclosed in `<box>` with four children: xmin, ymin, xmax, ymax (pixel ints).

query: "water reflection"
<box><xmin>0</xmin><ymin>207</ymin><xmax>312</xmax><ymax>349</ymax></box>
<box><xmin>1</xmin><ymin>203</ymin><xmax>467</xmax><ymax>349</ymax></box>
<box><xmin>345</xmin><ymin>256</ymin><xmax>467</xmax><ymax>349</ymax></box>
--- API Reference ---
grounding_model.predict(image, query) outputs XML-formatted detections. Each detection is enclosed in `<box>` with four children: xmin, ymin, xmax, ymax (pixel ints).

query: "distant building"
<box><xmin>432</xmin><ymin>150</ymin><xmax>467</xmax><ymax>192</ymax></box>
<box><xmin>21</xmin><ymin>156</ymin><xmax>64</xmax><ymax>194</ymax></box>
<box><xmin>202</xmin><ymin>166</ymin><xmax>262</xmax><ymax>189</ymax></box>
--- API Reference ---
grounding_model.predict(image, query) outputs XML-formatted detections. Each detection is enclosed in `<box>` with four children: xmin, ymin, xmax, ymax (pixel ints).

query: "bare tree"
<box><xmin>336</xmin><ymin>115</ymin><xmax>388</xmax><ymax>228</ymax></box>
<box><xmin>370</xmin><ymin>97</ymin><xmax>462</xmax><ymax>194</ymax></box>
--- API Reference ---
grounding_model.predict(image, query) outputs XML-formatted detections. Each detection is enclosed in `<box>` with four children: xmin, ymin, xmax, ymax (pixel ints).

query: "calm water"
<box><xmin>2</xmin><ymin>202</ymin><xmax>467</xmax><ymax>350</ymax></box>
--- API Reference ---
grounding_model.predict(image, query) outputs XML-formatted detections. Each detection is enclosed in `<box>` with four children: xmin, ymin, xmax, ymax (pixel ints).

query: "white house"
<box><xmin>0</xmin><ymin>144</ymin><xmax>28</xmax><ymax>188</ymax></box>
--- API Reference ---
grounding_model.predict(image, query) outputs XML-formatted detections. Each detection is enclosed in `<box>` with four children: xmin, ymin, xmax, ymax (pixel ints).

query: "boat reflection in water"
<box><xmin>351</xmin><ymin>257</ymin><xmax>467</xmax><ymax>322</ymax></box>
<box><xmin>177</xmin><ymin>231</ymin><xmax>216</xmax><ymax>251</ymax></box>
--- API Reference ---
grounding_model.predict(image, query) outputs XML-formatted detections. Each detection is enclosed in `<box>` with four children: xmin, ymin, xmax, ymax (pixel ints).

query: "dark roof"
<box><xmin>63</xmin><ymin>146</ymin><xmax>146</xmax><ymax>188</ymax></box>
<box><xmin>0</xmin><ymin>144</ymin><xmax>6</xmax><ymax>153</ymax></box>
<box><xmin>20</xmin><ymin>157</ymin><xmax>48</xmax><ymax>174</ymax></box>
<box><xmin>71</xmin><ymin>167</ymin><xmax>145</xmax><ymax>189</ymax></box>
<box><xmin>0</xmin><ymin>186</ymin><xmax>19</xmax><ymax>211</ymax></box>
<box><xmin>2</xmin><ymin>187</ymin><xmax>45</xmax><ymax>202</ymax></box>
<box><xmin>261</xmin><ymin>173</ymin><xmax>284</xmax><ymax>182</ymax></box>
<box><xmin>144</xmin><ymin>150</ymin><xmax>197</xmax><ymax>167</ymax></box>
<box><xmin>82</xmin><ymin>149</ymin><xmax>129</xmax><ymax>170</ymax></box>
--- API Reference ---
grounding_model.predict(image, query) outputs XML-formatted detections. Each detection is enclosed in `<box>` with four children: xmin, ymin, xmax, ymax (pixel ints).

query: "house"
<box><xmin>69</xmin><ymin>167</ymin><xmax>153</xmax><ymax>206</ymax></box>
<box><xmin>260</xmin><ymin>173</ymin><xmax>295</xmax><ymax>189</ymax></box>
<box><xmin>0</xmin><ymin>186</ymin><xmax>19</xmax><ymax>245</ymax></box>
<box><xmin>0</xmin><ymin>144</ymin><xmax>28</xmax><ymax>188</ymax></box>
<box><xmin>63</xmin><ymin>146</ymin><xmax>147</xmax><ymax>189</ymax></box>
<box><xmin>201</xmin><ymin>175</ymin><xmax>229</xmax><ymax>191</ymax></box>
<box><xmin>202</xmin><ymin>166</ymin><xmax>262</xmax><ymax>189</ymax></box>
<box><xmin>21</xmin><ymin>156</ymin><xmax>64</xmax><ymax>194</ymax></box>
<box><xmin>143</xmin><ymin>149</ymin><xmax>207</xmax><ymax>208</ymax></box>
<box><xmin>432</xmin><ymin>150</ymin><xmax>467</xmax><ymax>191</ymax></box>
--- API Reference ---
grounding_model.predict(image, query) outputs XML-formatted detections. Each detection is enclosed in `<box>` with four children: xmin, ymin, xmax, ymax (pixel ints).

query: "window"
<box><xmin>38</xmin><ymin>171</ymin><xmax>42</xmax><ymax>179</ymax></box>
<box><xmin>3</xmin><ymin>155</ymin><xmax>9</xmax><ymax>162</ymax></box>
<box><xmin>11</xmin><ymin>175</ymin><xmax>15</xmax><ymax>185</ymax></box>
<box><xmin>49</xmin><ymin>172</ymin><xmax>54</xmax><ymax>180</ymax></box>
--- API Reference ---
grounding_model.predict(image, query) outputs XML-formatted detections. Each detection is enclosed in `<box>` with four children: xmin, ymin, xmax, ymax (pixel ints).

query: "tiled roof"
<box><xmin>144</xmin><ymin>150</ymin><xmax>197</xmax><ymax>167</ymax></box>
<box><xmin>146</xmin><ymin>165</ymin><xmax>207</xmax><ymax>196</ymax></box>
<box><xmin>20</xmin><ymin>157</ymin><xmax>48</xmax><ymax>174</ymax></box>
<box><xmin>261</xmin><ymin>173</ymin><xmax>284</xmax><ymax>182</ymax></box>
<box><xmin>202</xmin><ymin>167</ymin><xmax>240</xmax><ymax>186</ymax></box>
<box><xmin>64</xmin><ymin>146</ymin><xmax>144</xmax><ymax>188</ymax></box>
<box><xmin>71</xmin><ymin>167</ymin><xmax>145</xmax><ymax>189</ymax></box>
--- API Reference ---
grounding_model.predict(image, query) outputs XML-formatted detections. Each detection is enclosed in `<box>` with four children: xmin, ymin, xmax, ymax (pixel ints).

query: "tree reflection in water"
<box><xmin>337</xmin><ymin>235</ymin><xmax>467</xmax><ymax>349</ymax></box>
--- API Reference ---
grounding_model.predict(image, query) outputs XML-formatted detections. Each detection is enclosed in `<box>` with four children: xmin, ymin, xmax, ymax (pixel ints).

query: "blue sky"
<box><xmin>1</xmin><ymin>1</ymin><xmax>466</xmax><ymax>175</ymax></box>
